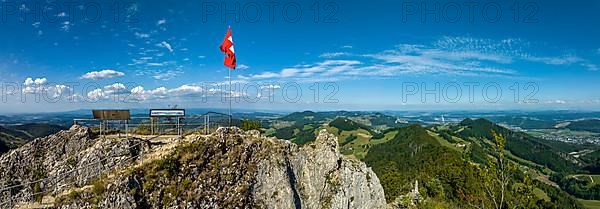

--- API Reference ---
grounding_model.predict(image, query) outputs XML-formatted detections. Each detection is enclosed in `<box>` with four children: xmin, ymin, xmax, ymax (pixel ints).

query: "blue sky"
<box><xmin>0</xmin><ymin>0</ymin><xmax>599</xmax><ymax>113</ymax></box>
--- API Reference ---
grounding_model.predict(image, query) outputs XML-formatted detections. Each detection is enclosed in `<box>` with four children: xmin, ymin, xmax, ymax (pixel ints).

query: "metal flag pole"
<box><xmin>228</xmin><ymin>67</ymin><xmax>232</xmax><ymax>127</ymax></box>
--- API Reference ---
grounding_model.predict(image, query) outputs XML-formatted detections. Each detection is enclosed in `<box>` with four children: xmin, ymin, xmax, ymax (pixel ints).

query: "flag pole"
<box><xmin>228</xmin><ymin>67</ymin><xmax>232</xmax><ymax>127</ymax></box>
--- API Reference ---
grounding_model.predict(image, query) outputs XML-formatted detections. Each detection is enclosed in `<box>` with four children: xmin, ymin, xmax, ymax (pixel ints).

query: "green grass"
<box><xmin>427</xmin><ymin>130</ymin><xmax>466</xmax><ymax>153</ymax></box>
<box><xmin>579</xmin><ymin>199</ymin><xmax>600</xmax><ymax>209</ymax></box>
<box><xmin>592</xmin><ymin>175</ymin><xmax>600</xmax><ymax>183</ymax></box>
<box><xmin>325</xmin><ymin>124</ymin><xmax>398</xmax><ymax>160</ymax></box>
<box><xmin>571</xmin><ymin>174</ymin><xmax>600</xmax><ymax>185</ymax></box>
<box><xmin>533</xmin><ymin>188</ymin><xmax>550</xmax><ymax>201</ymax></box>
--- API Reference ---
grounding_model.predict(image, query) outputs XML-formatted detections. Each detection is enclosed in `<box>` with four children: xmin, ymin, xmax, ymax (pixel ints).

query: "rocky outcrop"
<box><xmin>56</xmin><ymin>127</ymin><xmax>387</xmax><ymax>209</ymax></box>
<box><xmin>0</xmin><ymin>125</ymin><xmax>146</xmax><ymax>205</ymax></box>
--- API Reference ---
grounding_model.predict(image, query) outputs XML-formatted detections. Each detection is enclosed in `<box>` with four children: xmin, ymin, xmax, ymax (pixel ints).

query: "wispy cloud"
<box><xmin>544</xmin><ymin>99</ymin><xmax>568</xmax><ymax>104</ymax></box>
<box><xmin>320</xmin><ymin>52</ymin><xmax>350</xmax><ymax>58</ymax></box>
<box><xmin>157</xmin><ymin>18</ymin><xmax>166</xmax><ymax>26</ymax></box>
<box><xmin>157</xmin><ymin>18</ymin><xmax>167</xmax><ymax>30</ymax></box>
<box><xmin>134</xmin><ymin>32</ymin><xmax>150</xmax><ymax>39</ymax></box>
<box><xmin>152</xmin><ymin>69</ymin><xmax>183</xmax><ymax>80</ymax></box>
<box><xmin>242</xmin><ymin>36</ymin><xmax>598</xmax><ymax>82</ymax></box>
<box><xmin>243</xmin><ymin>60</ymin><xmax>363</xmax><ymax>81</ymax></box>
<box><xmin>80</xmin><ymin>69</ymin><xmax>125</xmax><ymax>80</ymax></box>
<box><xmin>61</xmin><ymin>21</ymin><xmax>71</xmax><ymax>32</ymax></box>
<box><xmin>237</xmin><ymin>64</ymin><xmax>250</xmax><ymax>70</ymax></box>
<box><xmin>158</xmin><ymin>41</ymin><xmax>173</xmax><ymax>53</ymax></box>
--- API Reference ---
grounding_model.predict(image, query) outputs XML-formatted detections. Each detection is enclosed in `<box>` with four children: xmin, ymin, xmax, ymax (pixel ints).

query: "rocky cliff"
<box><xmin>0</xmin><ymin>126</ymin><xmax>387</xmax><ymax>209</ymax></box>
<box><xmin>0</xmin><ymin>125</ymin><xmax>147</xmax><ymax>208</ymax></box>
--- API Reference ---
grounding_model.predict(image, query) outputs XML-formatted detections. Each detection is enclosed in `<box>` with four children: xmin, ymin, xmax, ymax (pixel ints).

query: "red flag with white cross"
<box><xmin>219</xmin><ymin>26</ymin><xmax>236</xmax><ymax>69</ymax></box>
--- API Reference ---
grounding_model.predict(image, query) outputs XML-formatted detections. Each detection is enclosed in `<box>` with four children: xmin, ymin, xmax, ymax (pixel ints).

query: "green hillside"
<box><xmin>363</xmin><ymin>124</ymin><xmax>583</xmax><ymax>208</ymax></box>
<box><xmin>0</xmin><ymin>123</ymin><xmax>66</xmax><ymax>154</ymax></box>
<box><xmin>364</xmin><ymin>124</ymin><xmax>480</xmax><ymax>205</ymax></box>
<box><xmin>0</xmin><ymin>126</ymin><xmax>31</xmax><ymax>153</ymax></box>
<box><xmin>267</xmin><ymin>112</ymin><xmax>597</xmax><ymax>207</ymax></box>
<box><xmin>329</xmin><ymin>117</ymin><xmax>374</xmax><ymax>133</ymax></box>
<box><xmin>11</xmin><ymin>123</ymin><xmax>67</xmax><ymax>139</ymax></box>
<box><xmin>458</xmin><ymin>118</ymin><xmax>580</xmax><ymax>173</ymax></box>
<box><xmin>567</xmin><ymin>119</ymin><xmax>600</xmax><ymax>133</ymax></box>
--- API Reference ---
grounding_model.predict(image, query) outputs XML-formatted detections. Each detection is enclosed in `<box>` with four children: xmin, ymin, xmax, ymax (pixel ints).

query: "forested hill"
<box><xmin>566</xmin><ymin>119</ymin><xmax>600</xmax><ymax>133</ymax></box>
<box><xmin>362</xmin><ymin>123</ymin><xmax>583</xmax><ymax>208</ymax></box>
<box><xmin>364</xmin><ymin>124</ymin><xmax>473</xmax><ymax>203</ymax></box>
<box><xmin>0</xmin><ymin>123</ymin><xmax>66</xmax><ymax>154</ymax></box>
<box><xmin>458</xmin><ymin>118</ymin><xmax>581</xmax><ymax>173</ymax></box>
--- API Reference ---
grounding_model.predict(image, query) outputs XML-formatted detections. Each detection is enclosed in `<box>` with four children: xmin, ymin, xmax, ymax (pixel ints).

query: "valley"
<box><xmin>2</xmin><ymin>110</ymin><xmax>600</xmax><ymax>208</ymax></box>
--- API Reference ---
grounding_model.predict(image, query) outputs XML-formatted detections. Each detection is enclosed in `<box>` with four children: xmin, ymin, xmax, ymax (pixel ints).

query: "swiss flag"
<box><xmin>219</xmin><ymin>27</ymin><xmax>236</xmax><ymax>69</ymax></box>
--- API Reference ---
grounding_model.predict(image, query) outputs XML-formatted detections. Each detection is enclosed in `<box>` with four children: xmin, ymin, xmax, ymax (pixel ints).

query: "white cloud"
<box><xmin>545</xmin><ymin>99</ymin><xmax>567</xmax><ymax>104</ymax></box>
<box><xmin>582</xmin><ymin>63</ymin><xmax>599</xmax><ymax>71</ymax></box>
<box><xmin>128</xmin><ymin>84</ymin><xmax>203</xmax><ymax>101</ymax></box>
<box><xmin>521</xmin><ymin>55</ymin><xmax>583</xmax><ymax>65</ymax></box>
<box><xmin>245</xmin><ymin>60</ymin><xmax>363</xmax><ymax>81</ymax></box>
<box><xmin>342</xmin><ymin>45</ymin><xmax>353</xmax><ymax>49</ymax></box>
<box><xmin>158</xmin><ymin>41</ymin><xmax>173</xmax><ymax>53</ymax></box>
<box><xmin>81</xmin><ymin>69</ymin><xmax>125</xmax><ymax>80</ymax></box>
<box><xmin>243</xmin><ymin>37</ymin><xmax>599</xmax><ymax>82</ymax></box>
<box><xmin>61</xmin><ymin>21</ymin><xmax>71</xmax><ymax>32</ymax></box>
<box><xmin>24</xmin><ymin>77</ymin><xmax>47</xmax><ymax>86</ymax></box>
<box><xmin>21</xmin><ymin>78</ymin><xmax>71</xmax><ymax>98</ymax></box>
<box><xmin>244</xmin><ymin>37</ymin><xmax>533</xmax><ymax>82</ymax></box>
<box><xmin>237</xmin><ymin>64</ymin><xmax>250</xmax><ymax>70</ymax></box>
<box><xmin>103</xmin><ymin>83</ymin><xmax>127</xmax><ymax>94</ymax></box>
<box><xmin>146</xmin><ymin>63</ymin><xmax>164</xmax><ymax>67</ymax></box>
<box><xmin>87</xmin><ymin>88</ymin><xmax>105</xmax><ymax>100</ymax></box>
<box><xmin>168</xmin><ymin>84</ymin><xmax>203</xmax><ymax>95</ymax></box>
<box><xmin>260</xmin><ymin>84</ymin><xmax>281</xmax><ymax>89</ymax></box>
<box><xmin>49</xmin><ymin>85</ymin><xmax>70</xmax><ymax>98</ymax></box>
<box><xmin>157</xmin><ymin>18</ymin><xmax>166</xmax><ymax>26</ymax></box>
<box><xmin>320</xmin><ymin>52</ymin><xmax>350</xmax><ymax>58</ymax></box>
<box><xmin>57</xmin><ymin>12</ymin><xmax>67</xmax><ymax>17</ymax></box>
<box><xmin>152</xmin><ymin>69</ymin><xmax>182</xmax><ymax>80</ymax></box>
<box><xmin>134</xmin><ymin>32</ymin><xmax>150</xmax><ymax>39</ymax></box>
<box><xmin>76</xmin><ymin>82</ymin><xmax>251</xmax><ymax>102</ymax></box>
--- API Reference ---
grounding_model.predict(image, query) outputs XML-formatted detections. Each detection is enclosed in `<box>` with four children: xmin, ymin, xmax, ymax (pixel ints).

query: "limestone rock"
<box><xmin>0</xmin><ymin>125</ymin><xmax>146</xmax><ymax>205</ymax></box>
<box><xmin>2</xmin><ymin>126</ymin><xmax>388</xmax><ymax>209</ymax></box>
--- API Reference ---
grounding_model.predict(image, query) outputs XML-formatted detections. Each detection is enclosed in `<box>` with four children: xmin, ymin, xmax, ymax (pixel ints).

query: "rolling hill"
<box><xmin>0</xmin><ymin>123</ymin><xmax>67</xmax><ymax>154</ymax></box>
<box><xmin>362</xmin><ymin>124</ymin><xmax>582</xmax><ymax>208</ymax></box>
<box><xmin>458</xmin><ymin>118</ymin><xmax>582</xmax><ymax>173</ymax></box>
<box><xmin>364</xmin><ymin>124</ymin><xmax>472</xmax><ymax>203</ymax></box>
<box><xmin>567</xmin><ymin>119</ymin><xmax>600</xmax><ymax>133</ymax></box>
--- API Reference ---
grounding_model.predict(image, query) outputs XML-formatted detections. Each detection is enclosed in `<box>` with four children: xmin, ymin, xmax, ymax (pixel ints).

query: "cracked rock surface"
<box><xmin>2</xmin><ymin>126</ymin><xmax>387</xmax><ymax>209</ymax></box>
